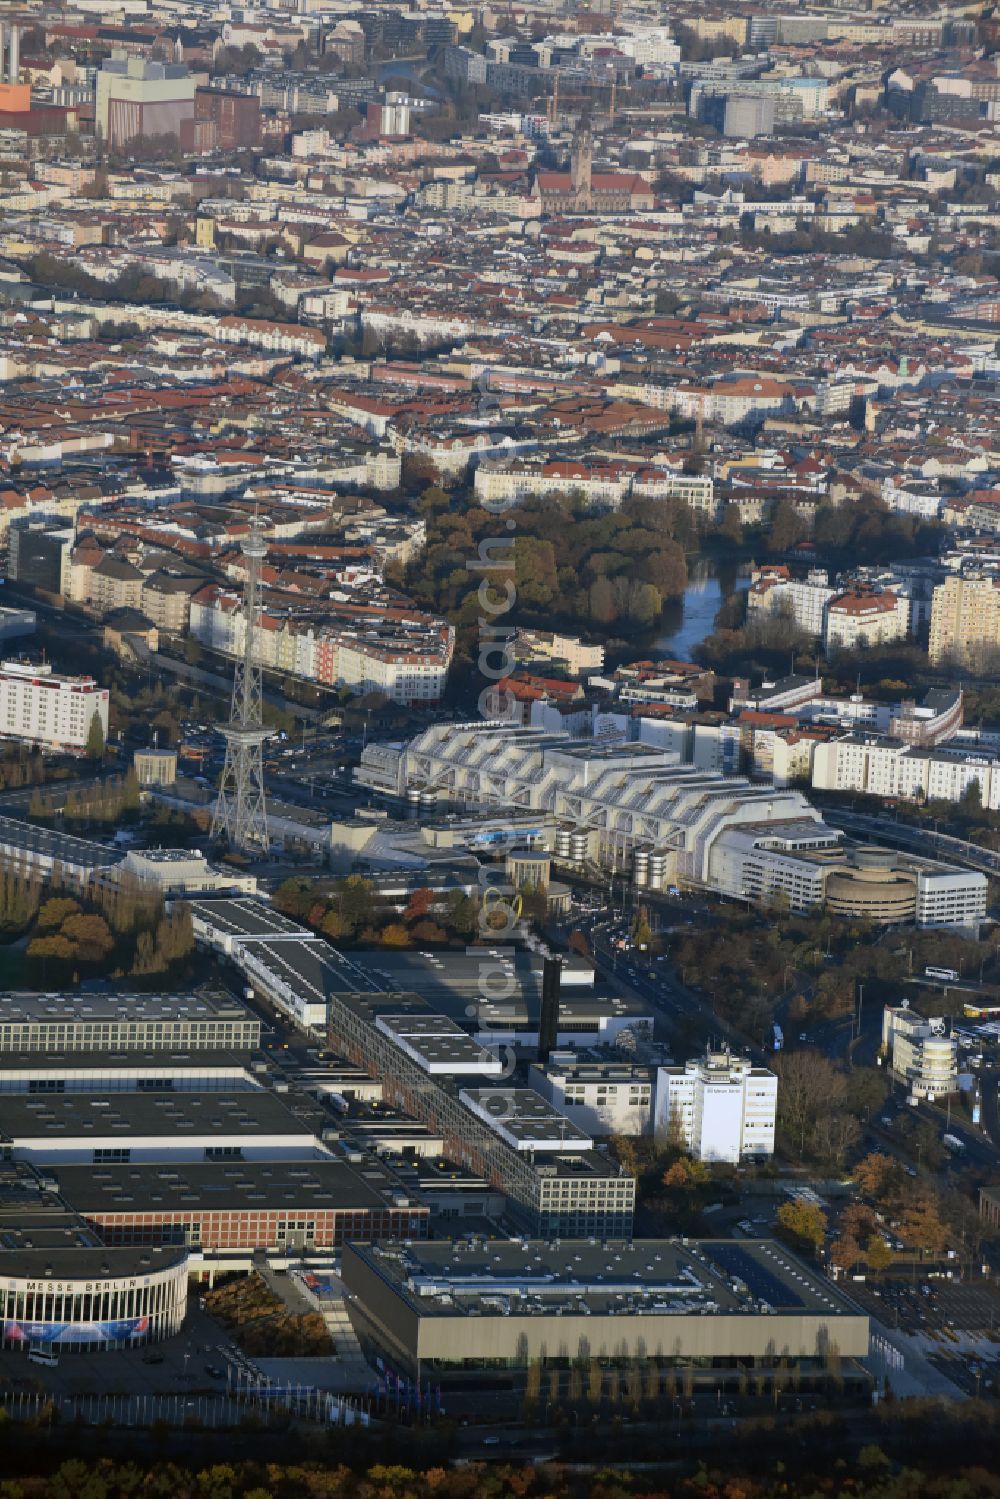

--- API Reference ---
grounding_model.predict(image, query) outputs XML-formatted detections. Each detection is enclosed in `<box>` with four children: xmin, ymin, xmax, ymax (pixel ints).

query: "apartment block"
<box><xmin>746</xmin><ymin>569</ymin><xmax>836</xmax><ymax>637</ymax></box>
<box><xmin>824</xmin><ymin>589</ymin><xmax>910</xmax><ymax>653</ymax></box>
<box><xmin>929</xmin><ymin>572</ymin><xmax>1000</xmax><ymax>667</ymax></box>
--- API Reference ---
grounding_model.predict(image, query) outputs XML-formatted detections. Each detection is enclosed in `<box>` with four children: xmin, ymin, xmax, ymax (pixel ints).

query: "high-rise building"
<box><xmin>95</xmin><ymin>56</ymin><xmax>196</xmax><ymax>150</ymax></box>
<box><xmin>8</xmin><ymin>518</ymin><xmax>74</xmax><ymax>596</ymax></box>
<box><xmin>192</xmin><ymin>87</ymin><xmax>261</xmax><ymax>150</ymax></box>
<box><xmin>654</xmin><ymin>1049</ymin><xmax>777</xmax><ymax>1163</ymax></box>
<box><xmin>929</xmin><ymin>572</ymin><xmax>1000</xmax><ymax>668</ymax></box>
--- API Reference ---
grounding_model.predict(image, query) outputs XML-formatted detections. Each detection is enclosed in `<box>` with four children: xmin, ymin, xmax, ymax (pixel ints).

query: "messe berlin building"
<box><xmin>356</xmin><ymin>723</ymin><xmax>986</xmax><ymax>926</ymax></box>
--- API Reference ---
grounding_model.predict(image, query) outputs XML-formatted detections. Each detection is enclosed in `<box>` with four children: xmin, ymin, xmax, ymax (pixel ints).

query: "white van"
<box><xmin>27</xmin><ymin>1346</ymin><xmax>59</xmax><ymax>1367</ymax></box>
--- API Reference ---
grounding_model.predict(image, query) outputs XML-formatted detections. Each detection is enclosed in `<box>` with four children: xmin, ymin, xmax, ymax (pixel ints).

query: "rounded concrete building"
<box><xmin>823</xmin><ymin>847</ymin><xmax>916</xmax><ymax>924</ymax></box>
<box><xmin>1</xmin><ymin>1241</ymin><xmax>188</xmax><ymax>1354</ymax></box>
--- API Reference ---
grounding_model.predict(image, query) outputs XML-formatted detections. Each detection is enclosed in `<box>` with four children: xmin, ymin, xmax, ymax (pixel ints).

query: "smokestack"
<box><xmin>8</xmin><ymin>25</ymin><xmax>18</xmax><ymax>85</ymax></box>
<box><xmin>0</xmin><ymin>27</ymin><xmax>6</xmax><ymax>85</ymax></box>
<box><xmin>537</xmin><ymin>956</ymin><xmax>561</xmax><ymax>1064</ymax></box>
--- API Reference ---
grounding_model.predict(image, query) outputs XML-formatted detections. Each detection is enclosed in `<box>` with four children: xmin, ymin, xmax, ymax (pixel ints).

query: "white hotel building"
<box><xmin>0</xmin><ymin>660</ymin><xmax>109</xmax><ymax>752</ymax></box>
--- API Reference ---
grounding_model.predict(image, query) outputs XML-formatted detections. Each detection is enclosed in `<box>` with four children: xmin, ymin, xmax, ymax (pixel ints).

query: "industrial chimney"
<box><xmin>537</xmin><ymin>955</ymin><xmax>562</xmax><ymax>1064</ymax></box>
<box><xmin>8</xmin><ymin>26</ymin><xmax>18</xmax><ymax>85</ymax></box>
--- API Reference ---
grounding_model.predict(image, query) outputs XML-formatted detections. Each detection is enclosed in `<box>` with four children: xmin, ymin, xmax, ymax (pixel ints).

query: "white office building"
<box><xmin>882</xmin><ymin>1002</ymin><xmax>958</xmax><ymax>1099</ymax></box>
<box><xmin>529</xmin><ymin>1052</ymin><xmax>656</xmax><ymax>1137</ymax></box>
<box><xmin>0</xmin><ymin>659</ymin><xmax>108</xmax><ymax>752</ymax></box>
<box><xmin>653</xmin><ymin>1049</ymin><xmax>777</xmax><ymax>1163</ymax></box>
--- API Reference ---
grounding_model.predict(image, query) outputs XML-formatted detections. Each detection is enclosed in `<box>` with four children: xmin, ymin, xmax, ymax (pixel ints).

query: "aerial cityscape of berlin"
<box><xmin>0</xmin><ymin>1</ymin><xmax>995</xmax><ymax>1494</ymax></box>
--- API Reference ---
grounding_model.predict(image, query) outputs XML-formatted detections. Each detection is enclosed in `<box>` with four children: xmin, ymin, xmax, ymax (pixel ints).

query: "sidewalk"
<box><xmin>866</xmin><ymin>1318</ymin><xmax>966</xmax><ymax>1398</ymax></box>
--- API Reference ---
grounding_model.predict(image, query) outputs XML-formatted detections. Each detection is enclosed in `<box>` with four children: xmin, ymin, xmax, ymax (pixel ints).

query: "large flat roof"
<box><xmin>53</xmin><ymin>1158</ymin><xmax>412</xmax><ymax>1214</ymax></box>
<box><xmin>0</xmin><ymin>991</ymin><xmax>255</xmax><ymax>1025</ymax></box>
<box><xmin>0</xmin><ymin>1049</ymin><xmax>255</xmax><ymax>1073</ymax></box>
<box><xmin>0</xmin><ymin>1090</ymin><xmax>313</xmax><ymax>1140</ymax></box>
<box><xmin>187</xmin><ymin>897</ymin><xmax>306</xmax><ymax>941</ymax></box>
<box><xmin>347</xmin><ymin>1238</ymin><xmax>859</xmax><ymax>1320</ymax></box>
<box><xmin>0</xmin><ymin>816</ymin><xmax>122</xmax><ymax>869</ymax></box>
<box><xmin>0</xmin><ymin>1165</ymin><xmax>189</xmax><ymax>1277</ymax></box>
<box><xmin>236</xmin><ymin>934</ymin><xmax>375</xmax><ymax>1005</ymax></box>
<box><xmin>459</xmin><ymin>1088</ymin><xmax>594</xmax><ymax>1151</ymax></box>
<box><xmin>0</xmin><ymin>1208</ymin><xmax>188</xmax><ymax>1279</ymax></box>
<box><xmin>349</xmin><ymin>950</ymin><xmax>638</xmax><ymax>1027</ymax></box>
<box><xmin>374</xmin><ymin>1014</ymin><xmax>504</xmax><ymax>1076</ymax></box>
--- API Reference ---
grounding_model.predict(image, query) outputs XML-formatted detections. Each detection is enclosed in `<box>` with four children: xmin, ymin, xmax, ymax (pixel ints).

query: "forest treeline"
<box><xmin>6</xmin><ymin>1432</ymin><xmax>1000</xmax><ymax>1499</ymax></box>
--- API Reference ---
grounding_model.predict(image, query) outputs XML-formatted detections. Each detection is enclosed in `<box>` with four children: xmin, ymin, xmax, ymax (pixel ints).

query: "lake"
<box><xmin>653</xmin><ymin>558</ymin><xmax>750</xmax><ymax>661</ymax></box>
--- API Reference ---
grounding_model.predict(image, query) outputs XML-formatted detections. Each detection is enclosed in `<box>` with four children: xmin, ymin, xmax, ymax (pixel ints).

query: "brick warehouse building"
<box><xmin>191</xmin><ymin>87</ymin><xmax>261</xmax><ymax>150</ymax></box>
<box><xmin>48</xmin><ymin>1161</ymin><xmax>429</xmax><ymax>1254</ymax></box>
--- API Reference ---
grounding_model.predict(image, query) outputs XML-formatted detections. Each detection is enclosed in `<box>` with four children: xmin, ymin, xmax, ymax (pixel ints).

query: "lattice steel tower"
<box><xmin>211</xmin><ymin>518</ymin><xmax>270</xmax><ymax>854</ymax></box>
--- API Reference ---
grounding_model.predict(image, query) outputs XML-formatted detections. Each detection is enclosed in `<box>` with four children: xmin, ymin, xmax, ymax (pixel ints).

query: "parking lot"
<box><xmin>851</xmin><ymin>1276</ymin><xmax>1000</xmax><ymax>1339</ymax></box>
<box><xmin>0</xmin><ymin>1300</ymin><xmax>246</xmax><ymax>1398</ymax></box>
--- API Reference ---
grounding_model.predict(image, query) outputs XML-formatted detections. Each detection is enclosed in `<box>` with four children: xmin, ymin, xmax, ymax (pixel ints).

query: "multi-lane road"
<box><xmin>564</xmin><ymin>908</ymin><xmax>765</xmax><ymax>1063</ymax></box>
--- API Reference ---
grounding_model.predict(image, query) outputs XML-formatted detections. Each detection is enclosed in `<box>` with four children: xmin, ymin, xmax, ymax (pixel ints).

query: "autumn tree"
<box><xmin>321</xmin><ymin>910</ymin><xmax>347</xmax><ymax>940</ymax></box>
<box><xmin>589</xmin><ymin>575</ymin><xmax>616</xmax><ymax>625</ymax></box>
<box><xmin>379</xmin><ymin>922</ymin><xmax>410</xmax><ymax>948</ymax></box>
<box><xmin>36</xmin><ymin>897</ymin><xmax>82</xmax><ymax>933</ymax></box>
<box><xmin>0</xmin><ymin>865</ymin><xmax>42</xmax><ymax>933</ymax></box>
<box><xmin>61</xmin><ymin>912</ymin><xmax>114</xmax><ymax>964</ymax></box>
<box><xmin>854</xmin><ymin>1151</ymin><xmax>899</xmax><ymax>1203</ymax></box>
<box><xmin>776</xmin><ymin>1199</ymin><xmax>828</xmax><ymax>1255</ymax></box>
<box><xmin>131</xmin><ymin>929</ymin><xmax>166</xmax><ymax>977</ymax></box>
<box><xmin>830</xmin><ymin>1231</ymin><xmax>864</xmax><ymax>1273</ymax></box>
<box><xmin>609</xmin><ymin>1134</ymin><xmax>639</xmax><ymax>1177</ymax></box>
<box><xmin>338</xmin><ymin>876</ymin><xmax>376</xmax><ymax>934</ymax></box>
<box><xmin>568</xmin><ymin>928</ymin><xmax>591</xmax><ymax>958</ymax></box>
<box><xmin>900</xmin><ymin>1189</ymin><xmax>948</xmax><ymax>1259</ymax></box>
<box><xmin>867</xmin><ymin>1236</ymin><xmax>894</xmax><ymax>1272</ymax></box>
<box><xmin>662</xmin><ymin>1157</ymin><xmax>709</xmax><ymax>1190</ymax></box>
<box><xmin>26</xmin><ymin>933</ymin><xmax>76</xmax><ymax>980</ymax></box>
<box><xmin>444</xmin><ymin>890</ymin><xmax>477</xmax><ymax>935</ymax></box>
<box><xmin>403</xmin><ymin>887</ymin><xmax>434</xmax><ymax>923</ymax></box>
<box><xmin>409</xmin><ymin>919</ymin><xmax>448</xmax><ymax>944</ymax></box>
<box><xmin>273</xmin><ymin>878</ymin><xmax>318</xmax><ymax>920</ymax></box>
<box><xmin>632</xmin><ymin>906</ymin><xmax>653</xmax><ymax>948</ymax></box>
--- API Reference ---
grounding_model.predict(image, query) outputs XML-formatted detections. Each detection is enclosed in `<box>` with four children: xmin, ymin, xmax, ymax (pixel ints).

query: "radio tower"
<box><xmin>211</xmin><ymin>515</ymin><xmax>270</xmax><ymax>854</ymax></box>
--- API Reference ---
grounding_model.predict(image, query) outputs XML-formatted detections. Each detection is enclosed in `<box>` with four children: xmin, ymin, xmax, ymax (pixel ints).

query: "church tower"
<box><xmin>570</xmin><ymin>123</ymin><xmax>592</xmax><ymax>209</ymax></box>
